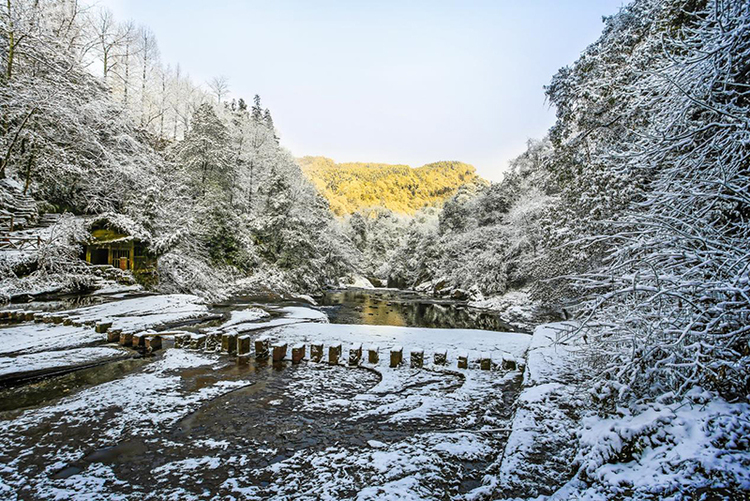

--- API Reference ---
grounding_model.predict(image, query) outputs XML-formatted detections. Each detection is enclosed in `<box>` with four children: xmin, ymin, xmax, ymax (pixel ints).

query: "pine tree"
<box><xmin>251</xmin><ymin>94</ymin><xmax>263</xmax><ymax>124</ymax></box>
<box><xmin>174</xmin><ymin>103</ymin><xmax>231</xmax><ymax>199</ymax></box>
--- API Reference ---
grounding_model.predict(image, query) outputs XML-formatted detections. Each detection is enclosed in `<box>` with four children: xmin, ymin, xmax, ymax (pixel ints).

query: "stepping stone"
<box><xmin>95</xmin><ymin>321</ymin><xmax>113</xmax><ymax>333</ymax></box>
<box><xmin>132</xmin><ymin>332</ymin><xmax>147</xmax><ymax>348</ymax></box>
<box><xmin>255</xmin><ymin>336</ymin><xmax>270</xmax><ymax>359</ymax></box>
<box><xmin>237</xmin><ymin>354</ymin><xmax>251</xmax><ymax>365</ymax></box>
<box><xmin>174</xmin><ymin>333</ymin><xmax>191</xmax><ymax>349</ymax></box>
<box><xmin>434</xmin><ymin>350</ymin><xmax>447</xmax><ymax>365</ymax></box>
<box><xmin>501</xmin><ymin>353</ymin><xmax>517</xmax><ymax>371</ymax></box>
<box><xmin>205</xmin><ymin>333</ymin><xmax>221</xmax><ymax>352</ymax></box>
<box><xmin>272</xmin><ymin>343</ymin><xmax>287</xmax><ymax>362</ymax></box>
<box><xmin>310</xmin><ymin>343</ymin><xmax>323</xmax><ymax>362</ymax></box>
<box><xmin>292</xmin><ymin>344</ymin><xmax>305</xmax><ymax>364</ymax></box>
<box><xmin>390</xmin><ymin>346</ymin><xmax>403</xmax><ymax>368</ymax></box>
<box><xmin>190</xmin><ymin>334</ymin><xmax>207</xmax><ymax>350</ymax></box>
<box><xmin>145</xmin><ymin>335</ymin><xmax>162</xmax><ymax>352</ymax></box>
<box><xmin>368</xmin><ymin>345</ymin><xmax>379</xmax><ymax>364</ymax></box>
<box><xmin>458</xmin><ymin>352</ymin><xmax>468</xmax><ymax>369</ymax></box>
<box><xmin>237</xmin><ymin>335</ymin><xmax>251</xmax><ymax>355</ymax></box>
<box><xmin>410</xmin><ymin>349</ymin><xmax>424</xmax><ymax>369</ymax></box>
<box><xmin>119</xmin><ymin>332</ymin><xmax>133</xmax><ymax>346</ymax></box>
<box><xmin>106</xmin><ymin>328</ymin><xmax>122</xmax><ymax>343</ymax></box>
<box><xmin>329</xmin><ymin>343</ymin><xmax>342</xmax><ymax>365</ymax></box>
<box><xmin>221</xmin><ymin>332</ymin><xmax>238</xmax><ymax>354</ymax></box>
<box><xmin>480</xmin><ymin>353</ymin><xmax>492</xmax><ymax>370</ymax></box>
<box><xmin>349</xmin><ymin>343</ymin><xmax>362</xmax><ymax>366</ymax></box>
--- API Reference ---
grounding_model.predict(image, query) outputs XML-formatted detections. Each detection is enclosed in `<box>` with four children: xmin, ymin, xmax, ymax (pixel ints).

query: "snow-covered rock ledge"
<box><xmin>473</xmin><ymin>323</ymin><xmax>750</xmax><ymax>500</ymax></box>
<box><xmin>472</xmin><ymin>322</ymin><xmax>588</xmax><ymax>499</ymax></box>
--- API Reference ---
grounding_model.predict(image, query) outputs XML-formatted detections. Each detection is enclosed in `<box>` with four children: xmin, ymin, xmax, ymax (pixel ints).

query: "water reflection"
<box><xmin>320</xmin><ymin>289</ymin><xmax>525</xmax><ymax>332</ymax></box>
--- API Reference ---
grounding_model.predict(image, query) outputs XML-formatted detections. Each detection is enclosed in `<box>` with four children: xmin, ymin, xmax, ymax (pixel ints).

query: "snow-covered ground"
<box><xmin>0</xmin><ymin>323</ymin><xmax>105</xmax><ymax>355</ymax></box>
<box><xmin>0</xmin><ymin>346</ymin><xmax>130</xmax><ymax>378</ymax></box>
<box><xmin>0</xmin><ymin>297</ymin><xmax>746</xmax><ymax>500</ymax></box>
<box><xmin>63</xmin><ymin>294</ymin><xmax>209</xmax><ymax>332</ymax></box>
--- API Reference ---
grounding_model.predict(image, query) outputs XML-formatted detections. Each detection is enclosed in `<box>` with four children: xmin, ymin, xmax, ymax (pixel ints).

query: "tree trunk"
<box><xmin>6</xmin><ymin>0</ymin><xmax>14</xmax><ymax>81</ymax></box>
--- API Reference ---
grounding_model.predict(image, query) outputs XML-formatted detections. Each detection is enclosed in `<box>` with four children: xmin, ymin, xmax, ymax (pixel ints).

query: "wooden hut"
<box><xmin>83</xmin><ymin>217</ymin><xmax>157</xmax><ymax>280</ymax></box>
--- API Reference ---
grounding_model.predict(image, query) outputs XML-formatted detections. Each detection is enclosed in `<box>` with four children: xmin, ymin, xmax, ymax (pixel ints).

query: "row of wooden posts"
<box><xmin>173</xmin><ymin>331</ymin><xmax>520</xmax><ymax>371</ymax></box>
<box><xmin>0</xmin><ymin>309</ymin><xmax>163</xmax><ymax>353</ymax></box>
<box><xmin>0</xmin><ymin>309</ymin><xmax>521</xmax><ymax>370</ymax></box>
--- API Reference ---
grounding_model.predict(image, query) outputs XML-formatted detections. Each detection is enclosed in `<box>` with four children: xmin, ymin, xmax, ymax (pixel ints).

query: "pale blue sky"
<box><xmin>100</xmin><ymin>0</ymin><xmax>624</xmax><ymax>180</ymax></box>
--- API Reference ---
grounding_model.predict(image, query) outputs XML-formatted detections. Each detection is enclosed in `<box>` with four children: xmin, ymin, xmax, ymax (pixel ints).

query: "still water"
<box><xmin>319</xmin><ymin>288</ymin><xmax>526</xmax><ymax>333</ymax></box>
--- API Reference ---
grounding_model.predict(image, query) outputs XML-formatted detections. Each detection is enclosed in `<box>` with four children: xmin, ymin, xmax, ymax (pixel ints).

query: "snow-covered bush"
<box><xmin>543</xmin><ymin>0</ymin><xmax>750</xmax><ymax>400</ymax></box>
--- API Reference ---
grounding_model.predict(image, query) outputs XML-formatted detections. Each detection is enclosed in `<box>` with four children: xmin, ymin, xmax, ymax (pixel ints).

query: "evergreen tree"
<box><xmin>174</xmin><ymin>103</ymin><xmax>231</xmax><ymax>199</ymax></box>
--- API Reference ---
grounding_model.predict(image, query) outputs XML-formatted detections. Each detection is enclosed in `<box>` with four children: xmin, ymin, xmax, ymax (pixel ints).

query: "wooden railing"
<box><xmin>0</xmin><ymin>236</ymin><xmax>42</xmax><ymax>251</ymax></box>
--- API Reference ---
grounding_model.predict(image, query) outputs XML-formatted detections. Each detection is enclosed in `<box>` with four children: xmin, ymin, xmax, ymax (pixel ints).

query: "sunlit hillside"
<box><xmin>297</xmin><ymin>156</ymin><xmax>487</xmax><ymax>215</ymax></box>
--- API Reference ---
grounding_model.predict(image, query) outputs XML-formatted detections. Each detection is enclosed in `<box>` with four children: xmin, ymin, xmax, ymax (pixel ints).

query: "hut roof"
<box><xmin>86</xmin><ymin>213</ymin><xmax>152</xmax><ymax>245</ymax></box>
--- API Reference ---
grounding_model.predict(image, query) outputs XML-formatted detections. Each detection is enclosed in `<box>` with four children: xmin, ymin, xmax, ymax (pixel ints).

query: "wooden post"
<box><xmin>390</xmin><ymin>346</ymin><xmax>403</xmax><ymax>368</ymax></box>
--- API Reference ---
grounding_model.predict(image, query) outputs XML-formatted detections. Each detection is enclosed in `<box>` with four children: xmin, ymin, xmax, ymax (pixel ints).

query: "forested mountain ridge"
<box><xmin>297</xmin><ymin>156</ymin><xmax>487</xmax><ymax>215</ymax></box>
